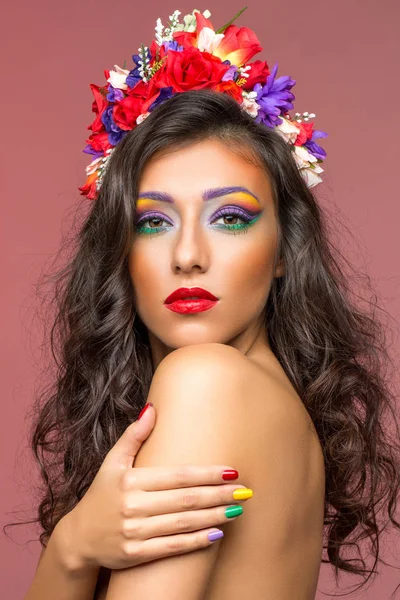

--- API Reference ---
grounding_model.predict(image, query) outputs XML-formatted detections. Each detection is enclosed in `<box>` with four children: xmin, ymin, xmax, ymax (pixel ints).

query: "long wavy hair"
<box><xmin>6</xmin><ymin>89</ymin><xmax>400</xmax><ymax>597</ymax></box>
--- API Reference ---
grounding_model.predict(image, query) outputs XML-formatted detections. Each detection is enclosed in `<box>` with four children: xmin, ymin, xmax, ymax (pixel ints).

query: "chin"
<box><xmin>162</xmin><ymin>334</ymin><xmax>221</xmax><ymax>349</ymax></box>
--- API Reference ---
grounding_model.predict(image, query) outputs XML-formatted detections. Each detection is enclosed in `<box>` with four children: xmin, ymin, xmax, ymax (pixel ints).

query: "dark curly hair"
<box><xmin>6</xmin><ymin>89</ymin><xmax>400</xmax><ymax>598</ymax></box>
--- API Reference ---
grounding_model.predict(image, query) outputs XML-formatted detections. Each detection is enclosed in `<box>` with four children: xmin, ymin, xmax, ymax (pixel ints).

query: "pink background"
<box><xmin>2</xmin><ymin>1</ymin><xmax>399</xmax><ymax>597</ymax></box>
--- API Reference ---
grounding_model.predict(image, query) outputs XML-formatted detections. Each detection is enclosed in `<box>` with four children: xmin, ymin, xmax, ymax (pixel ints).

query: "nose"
<box><xmin>171</xmin><ymin>222</ymin><xmax>210</xmax><ymax>274</ymax></box>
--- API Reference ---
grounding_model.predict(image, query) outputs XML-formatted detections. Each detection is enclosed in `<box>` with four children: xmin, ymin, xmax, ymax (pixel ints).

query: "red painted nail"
<box><xmin>138</xmin><ymin>402</ymin><xmax>153</xmax><ymax>420</ymax></box>
<box><xmin>222</xmin><ymin>469</ymin><xmax>239</xmax><ymax>480</ymax></box>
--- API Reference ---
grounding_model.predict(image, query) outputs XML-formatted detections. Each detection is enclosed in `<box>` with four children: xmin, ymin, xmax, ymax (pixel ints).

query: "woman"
<box><xmin>19</xmin><ymin>7</ymin><xmax>400</xmax><ymax>600</ymax></box>
<box><xmin>101</xmin><ymin>122</ymin><xmax>327</xmax><ymax>600</ymax></box>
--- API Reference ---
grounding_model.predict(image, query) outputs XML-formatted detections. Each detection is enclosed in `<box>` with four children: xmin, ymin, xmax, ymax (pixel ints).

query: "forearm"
<box><xmin>24</xmin><ymin>519</ymin><xmax>100</xmax><ymax>600</ymax></box>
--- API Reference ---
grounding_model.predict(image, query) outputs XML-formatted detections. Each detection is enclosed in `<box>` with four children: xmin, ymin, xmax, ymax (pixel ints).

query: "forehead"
<box><xmin>138</xmin><ymin>138</ymin><xmax>272</xmax><ymax>200</ymax></box>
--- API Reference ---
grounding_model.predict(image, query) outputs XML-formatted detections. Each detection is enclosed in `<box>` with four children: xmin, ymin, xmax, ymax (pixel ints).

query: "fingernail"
<box><xmin>138</xmin><ymin>402</ymin><xmax>153</xmax><ymax>420</ymax></box>
<box><xmin>233</xmin><ymin>488</ymin><xmax>253</xmax><ymax>500</ymax></box>
<box><xmin>208</xmin><ymin>529</ymin><xmax>224</xmax><ymax>542</ymax></box>
<box><xmin>222</xmin><ymin>469</ymin><xmax>239</xmax><ymax>480</ymax></box>
<box><xmin>225</xmin><ymin>505</ymin><xmax>243</xmax><ymax>518</ymax></box>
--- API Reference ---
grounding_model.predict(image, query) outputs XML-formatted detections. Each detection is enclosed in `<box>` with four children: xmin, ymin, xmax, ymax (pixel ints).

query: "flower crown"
<box><xmin>79</xmin><ymin>7</ymin><xmax>328</xmax><ymax>201</ymax></box>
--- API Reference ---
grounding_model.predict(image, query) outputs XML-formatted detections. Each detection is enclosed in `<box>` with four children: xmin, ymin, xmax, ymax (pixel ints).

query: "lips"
<box><xmin>164</xmin><ymin>287</ymin><xmax>218</xmax><ymax>304</ymax></box>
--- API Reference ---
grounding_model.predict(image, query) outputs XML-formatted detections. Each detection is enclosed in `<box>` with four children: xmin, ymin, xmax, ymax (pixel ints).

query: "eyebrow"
<box><xmin>136</xmin><ymin>186</ymin><xmax>261</xmax><ymax>204</ymax></box>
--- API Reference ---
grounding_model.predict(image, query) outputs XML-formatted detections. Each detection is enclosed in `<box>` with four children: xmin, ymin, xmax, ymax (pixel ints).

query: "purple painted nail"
<box><xmin>208</xmin><ymin>530</ymin><xmax>224</xmax><ymax>542</ymax></box>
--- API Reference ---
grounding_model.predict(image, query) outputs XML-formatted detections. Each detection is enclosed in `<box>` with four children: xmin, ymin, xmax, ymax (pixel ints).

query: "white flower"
<box><xmin>85</xmin><ymin>148</ymin><xmax>114</xmax><ymax>177</ymax></box>
<box><xmin>107</xmin><ymin>65</ymin><xmax>130</xmax><ymax>90</ymax></box>
<box><xmin>85</xmin><ymin>155</ymin><xmax>103</xmax><ymax>176</ymax></box>
<box><xmin>197</xmin><ymin>27</ymin><xmax>224</xmax><ymax>53</ymax></box>
<box><xmin>174</xmin><ymin>9</ymin><xmax>212</xmax><ymax>32</ymax></box>
<box><xmin>155</xmin><ymin>17</ymin><xmax>165</xmax><ymax>46</ymax></box>
<box><xmin>136</xmin><ymin>111</ymin><xmax>151</xmax><ymax>124</ymax></box>
<box><xmin>275</xmin><ymin>116</ymin><xmax>301</xmax><ymax>144</ymax></box>
<box><xmin>299</xmin><ymin>166</ymin><xmax>324</xmax><ymax>188</ymax></box>
<box><xmin>292</xmin><ymin>146</ymin><xmax>324</xmax><ymax>188</ymax></box>
<box><xmin>241</xmin><ymin>94</ymin><xmax>260</xmax><ymax>118</ymax></box>
<box><xmin>292</xmin><ymin>145</ymin><xmax>318</xmax><ymax>168</ymax></box>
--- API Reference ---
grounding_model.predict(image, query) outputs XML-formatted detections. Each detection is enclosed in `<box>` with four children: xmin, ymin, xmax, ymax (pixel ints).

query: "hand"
<box><xmin>58</xmin><ymin>404</ymin><xmax>253</xmax><ymax>571</ymax></box>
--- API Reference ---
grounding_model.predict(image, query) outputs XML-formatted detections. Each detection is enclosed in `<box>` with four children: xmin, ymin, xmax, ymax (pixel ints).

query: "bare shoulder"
<box><xmin>154</xmin><ymin>342</ymin><xmax>250</xmax><ymax>378</ymax></box>
<box><xmin>156</xmin><ymin>343</ymin><xmax>312</xmax><ymax>420</ymax></box>
<box><xmin>151</xmin><ymin>344</ymin><xmax>326</xmax><ymax>598</ymax></box>
<box><xmin>150</xmin><ymin>342</ymin><xmax>320</xmax><ymax>456</ymax></box>
<box><xmin>157</xmin><ymin>342</ymin><xmax>326</xmax><ymax>505</ymax></box>
<box><xmin>142</xmin><ymin>343</ymin><xmax>326</xmax><ymax>598</ymax></box>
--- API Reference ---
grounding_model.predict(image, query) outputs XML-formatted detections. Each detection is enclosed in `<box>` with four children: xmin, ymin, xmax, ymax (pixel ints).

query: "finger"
<box><xmin>123</xmin><ymin>503</ymin><xmax>244</xmax><ymax>540</ymax></box>
<box><xmin>103</xmin><ymin>408</ymin><xmax>156</xmax><ymax>470</ymax></box>
<box><xmin>122</xmin><ymin>484</ymin><xmax>252</xmax><ymax>518</ymax></box>
<box><xmin>121</xmin><ymin>464</ymin><xmax>239</xmax><ymax>492</ymax></box>
<box><xmin>122</xmin><ymin>526</ymin><xmax>228</xmax><ymax>565</ymax></box>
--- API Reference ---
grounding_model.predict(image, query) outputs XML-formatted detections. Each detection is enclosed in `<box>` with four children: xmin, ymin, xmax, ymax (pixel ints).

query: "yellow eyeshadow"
<box><xmin>232</xmin><ymin>192</ymin><xmax>261</xmax><ymax>211</ymax></box>
<box><xmin>135</xmin><ymin>198</ymin><xmax>160</xmax><ymax>210</ymax></box>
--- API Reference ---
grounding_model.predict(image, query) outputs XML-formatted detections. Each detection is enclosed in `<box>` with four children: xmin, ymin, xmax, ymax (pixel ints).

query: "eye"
<box><xmin>135</xmin><ymin>211</ymin><xmax>173</xmax><ymax>235</ymax></box>
<box><xmin>138</xmin><ymin>217</ymin><xmax>168</xmax><ymax>228</ymax></box>
<box><xmin>134</xmin><ymin>206</ymin><xmax>262</xmax><ymax>237</ymax></box>
<box><xmin>210</xmin><ymin>206</ymin><xmax>261</xmax><ymax>234</ymax></box>
<box><xmin>212</xmin><ymin>213</ymin><xmax>249</xmax><ymax>226</ymax></box>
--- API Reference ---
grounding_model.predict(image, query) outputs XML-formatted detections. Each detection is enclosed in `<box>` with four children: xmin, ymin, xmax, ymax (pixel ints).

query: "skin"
<box><xmin>100</xmin><ymin>139</ymin><xmax>325</xmax><ymax>599</ymax></box>
<box><xmin>128</xmin><ymin>138</ymin><xmax>285</xmax><ymax>370</ymax></box>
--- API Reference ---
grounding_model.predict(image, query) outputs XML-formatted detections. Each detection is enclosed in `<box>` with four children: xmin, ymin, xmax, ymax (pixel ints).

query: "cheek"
<box><xmin>128</xmin><ymin>248</ymin><xmax>164</xmax><ymax>302</ymax></box>
<box><xmin>224</xmin><ymin>235</ymin><xmax>277</xmax><ymax>296</ymax></box>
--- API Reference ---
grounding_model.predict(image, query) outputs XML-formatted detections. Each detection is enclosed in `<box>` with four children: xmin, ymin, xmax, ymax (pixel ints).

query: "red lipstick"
<box><xmin>164</xmin><ymin>287</ymin><xmax>219</xmax><ymax>314</ymax></box>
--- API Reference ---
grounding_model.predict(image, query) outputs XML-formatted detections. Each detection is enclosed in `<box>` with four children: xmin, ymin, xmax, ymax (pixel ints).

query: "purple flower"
<box><xmin>162</xmin><ymin>40</ymin><xmax>184</xmax><ymax>52</ymax></box>
<box><xmin>304</xmin><ymin>130</ymin><xmax>328</xmax><ymax>160</ymax></box>
<box><xmin>148</xmin><ymin>86</ymin><xmax>174</xmax><ymax>111</ymax></box>
<box><xmin>101</xmin><ymin>105</ymin><xmax>126</xmax><ymax>146</ymax></box>
<box><xmin>253</xmin><ymin>63</ymin><xmax>296</xmax><ymax>128</ymax></box>
<box><xmin>83</xmin><ymin>145</ymin><xmax>103</xmax><ymax>158</ymax></box>
<box><xmin>222</xmin><ymin>65</ymin><xmax>238</xmax><ymax>82</ymax></box>
<box><xmin>106</xmin><ymin>85</ymin><xmax>124</xmax><ymax>103</ymax></box>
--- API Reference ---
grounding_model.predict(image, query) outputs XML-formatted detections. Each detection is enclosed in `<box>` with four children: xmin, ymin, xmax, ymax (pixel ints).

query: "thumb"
<box><xmin>103</xmin><ymin>403</ymin><xmax>156</xmax><ymax>470</ymax></box>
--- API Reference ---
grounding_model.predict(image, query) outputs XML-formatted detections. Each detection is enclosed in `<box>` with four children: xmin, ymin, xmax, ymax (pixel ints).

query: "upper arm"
<box><xmin>105</xmin><ymin>342</ymin><xmax>321</xmax><ymax>600</ymax></box>
<box><xmin>105</xmin><ymin>343</ymin><xmax>254</xmax><ymax>600</ymax></box>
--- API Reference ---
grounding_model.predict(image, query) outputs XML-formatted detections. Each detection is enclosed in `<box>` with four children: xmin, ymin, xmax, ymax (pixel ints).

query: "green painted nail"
<box><xmin>225</xmin><ymin>505</ymin><xmax>243</xmax><ymax>518</ymax></box>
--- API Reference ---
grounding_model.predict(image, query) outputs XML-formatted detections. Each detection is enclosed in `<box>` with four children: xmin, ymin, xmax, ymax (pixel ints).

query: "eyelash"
<box><xmin>134</xmin><ymin>206</ymin><xmax>261</xmax><ymax>237</ymax></box>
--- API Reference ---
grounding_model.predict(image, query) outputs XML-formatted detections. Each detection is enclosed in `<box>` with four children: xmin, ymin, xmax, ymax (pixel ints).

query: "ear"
<box><xmin>274</xmin><ymin>257</ymin><xmax>285</xmax><ymax>278</ymax></box>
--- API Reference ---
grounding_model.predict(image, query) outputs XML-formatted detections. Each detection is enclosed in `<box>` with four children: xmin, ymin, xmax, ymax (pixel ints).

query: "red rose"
<box><xmin>85</xmin><ymin>131</ymin><xmax>111</xmax><ymax>154</ymax></box>
<box><xmin>241</xmin><ymin>60</ymin><xmax>270</xmax><ymax>91</ymax></box>
<box><xmin>136</xmin><ymin>74</ymin><xmax>170</xmax><ymax>113</ymax></box>
<box><xmin>156</xmin><ymin>47</ymin><xmax>231</xmax><ymax>93</ymax></box>
<box><xmin>113</xmin><ymin>79</ymin><xmax>152</xmax><ymax>130</ymax></box>
<box><xmin>113</xmin><ymin>95</ymin><xmax>143</xmax><ymax>130</ymax></box>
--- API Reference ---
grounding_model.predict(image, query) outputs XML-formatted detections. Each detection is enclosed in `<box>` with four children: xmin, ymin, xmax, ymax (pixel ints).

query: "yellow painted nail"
<box><xmin>233</xmin><ymin>488</ymin><xmax>253</xmax><ymax>500</ymax></box>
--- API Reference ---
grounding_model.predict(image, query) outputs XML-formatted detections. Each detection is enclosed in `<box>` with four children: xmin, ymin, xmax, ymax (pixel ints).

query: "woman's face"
<box><xmin>128</xmin><ymin>138</ymin><xmax>284</xmax><ymax>362</ymax></box>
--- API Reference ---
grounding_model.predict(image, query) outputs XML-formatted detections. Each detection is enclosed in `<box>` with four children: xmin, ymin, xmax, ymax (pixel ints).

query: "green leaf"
<box><xmin>215</xmin><ymin>6</ymin><xmax>248</xmax><ymax>34</ymax></box>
